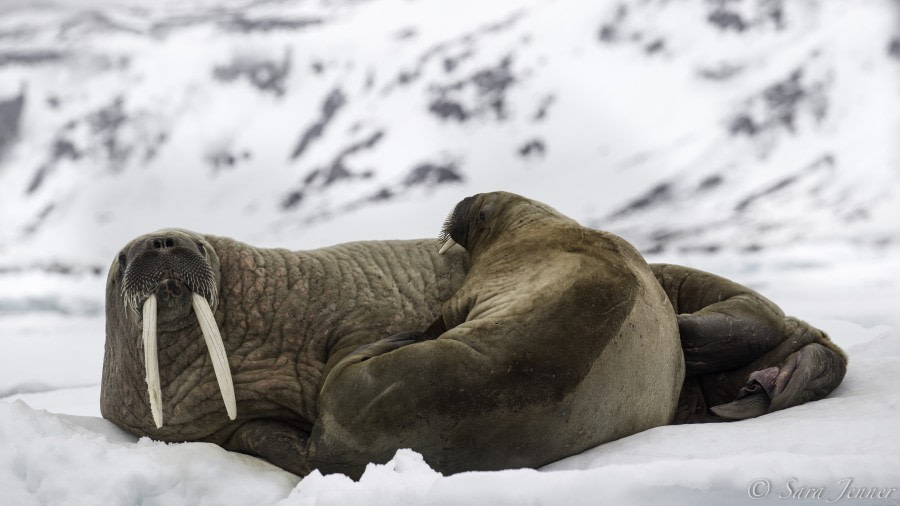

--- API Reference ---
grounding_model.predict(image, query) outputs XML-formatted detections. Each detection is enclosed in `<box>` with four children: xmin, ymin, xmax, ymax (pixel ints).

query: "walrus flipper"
<box><xmin>711</xmin><ymin>324</ymin><xmax>848</xmax><ymax>420</ymax></box>
<box><xmin>224</xmin><ymin>419</ymin><xmax>311</xmax><ymax>476</ymax></box>
<box><xmin>653</xmin><ymin>264</ymin><xmax>786</xmax><ymax>376</ymax></box>
<box><xmin>652</xmin><ymin>264</ymin><xmax>848</xmax><ymax>423</ymax></box>
<box><xmin>336</xmin><ymin>331</ymin><xmax>429</xmax><ymax>365</ymax></box>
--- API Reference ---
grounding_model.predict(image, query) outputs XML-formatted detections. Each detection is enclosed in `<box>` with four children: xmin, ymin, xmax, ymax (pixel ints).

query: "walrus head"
<box><xmin>438</xmin><ymin>191</ymin><xmax>572</xmax><ymax>257</ymax></box>
<box><xmin>106</xmin><ymin>228</ymin><xmax>235</xmax><ymax>430</ymax></box>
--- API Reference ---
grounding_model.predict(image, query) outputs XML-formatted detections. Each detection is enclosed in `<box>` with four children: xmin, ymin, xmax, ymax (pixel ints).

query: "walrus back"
<box><xmin>551</xmin><ymin>229</ymin><xmax>685</xmax><ymax>449</ymax></box>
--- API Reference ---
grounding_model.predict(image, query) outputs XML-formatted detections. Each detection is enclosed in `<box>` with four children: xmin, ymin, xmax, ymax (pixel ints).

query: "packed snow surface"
<box><xmin>2</xmin><ymin>320</ymin><xmax>898</xmax><ymax>505</ymax></box>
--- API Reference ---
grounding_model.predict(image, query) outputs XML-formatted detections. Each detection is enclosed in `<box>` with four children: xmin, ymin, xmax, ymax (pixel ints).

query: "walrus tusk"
<box><xmin>191</xmin><ymin>292</ymin><xmax>237</xmax><ymax>421</ymax></box>
<box><xmin>142</xmin><ymin>294</ymin><xmax>163</xmax><ymax>428</ymax></box>
<box><xmin>438</xmin><ymin>238</ymin><xmax>457</xmax><ymax>255</ymax></box>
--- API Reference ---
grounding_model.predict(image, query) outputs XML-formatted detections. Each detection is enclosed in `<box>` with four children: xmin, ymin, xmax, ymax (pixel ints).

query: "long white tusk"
<box><xmin>142</xmin><ymin>294</ymin><xmax>163</xmax><ymax>428</ymax></box>
<box><xmin>438</xmin><ymin>238</ymin><xmax>457</xmax><ymax>255</ymax></box>
<box><xmin>191</xmin><ymin>292</ymin><xmax>237</xmax><ymax>421</ymax></box>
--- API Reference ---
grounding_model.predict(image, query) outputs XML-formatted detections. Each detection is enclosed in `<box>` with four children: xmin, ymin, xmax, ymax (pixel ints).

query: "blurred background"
<box><xmin>0</xmin><ymin>0</ymin><xmax>898</xmax><ymax>411</ymax></box>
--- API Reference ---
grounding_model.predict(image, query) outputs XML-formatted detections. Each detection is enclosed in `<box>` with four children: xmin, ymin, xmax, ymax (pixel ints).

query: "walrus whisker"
<box><xmin>142</xmin><ymin>294</ymin><xmax>164</xmax><ymax>428</ymax></box>
<box><xmin>191</xmin><ymin>292</ymin><xmax>237</xmax><ymax>421</ymax></box>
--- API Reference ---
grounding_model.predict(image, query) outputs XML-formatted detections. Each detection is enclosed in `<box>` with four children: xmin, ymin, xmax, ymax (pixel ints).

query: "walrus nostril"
<box><xmin>151</xmin><ymin>237</ymin><xmax>178</xmax><ymax>250</ymax></box>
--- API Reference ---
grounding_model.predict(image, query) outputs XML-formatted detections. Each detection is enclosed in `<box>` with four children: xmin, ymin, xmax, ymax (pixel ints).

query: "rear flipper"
<box><xmin>652</xmin><ymin>264</ymin><xmax>849</xmax><ymax>423</ymax></box>
<box><xmin>711</xmin><ymin>326</ymin><xmax>848</xmax><ymax>420</ymax></box>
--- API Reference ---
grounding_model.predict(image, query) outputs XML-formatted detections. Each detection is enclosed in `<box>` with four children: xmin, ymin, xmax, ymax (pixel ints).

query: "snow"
<box><xmin>1</xmin><ymin>320</ymin><xmax>898</xmax><ymax>505</ymax></box>
<box><xmin>2</xmin><ymin>0</ymin><xmax>899</xmax><ymax>503</ymax></box>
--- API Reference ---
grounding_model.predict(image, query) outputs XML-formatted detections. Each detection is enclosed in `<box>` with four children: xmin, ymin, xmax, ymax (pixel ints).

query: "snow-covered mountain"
<box><xmin>0</xmin><ymin>0</ymin><xmax>898</xmax><ymax>316</ymax></box>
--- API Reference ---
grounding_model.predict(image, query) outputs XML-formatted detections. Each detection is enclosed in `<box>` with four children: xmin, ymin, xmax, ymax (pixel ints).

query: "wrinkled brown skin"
<box><xmin>102</xmin><ymin>217</ymin><xmax>848</xmax><ymax>479</ymax></box>
<box><xmin>309</xmin><ymin>192</ymin><xmax>684</xmax><ymax>477</ymax></box>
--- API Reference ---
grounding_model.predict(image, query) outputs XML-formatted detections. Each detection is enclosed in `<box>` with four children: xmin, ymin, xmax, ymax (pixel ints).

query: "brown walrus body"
<box><xmin>101</xmin><ymin>193</ymin><xmax>847</xmax><ymax>478</ymax></box>
<box><xmin>308</xmin><ymin>192</ymin><xmax>684</xmax><ymax>476</ymax></box>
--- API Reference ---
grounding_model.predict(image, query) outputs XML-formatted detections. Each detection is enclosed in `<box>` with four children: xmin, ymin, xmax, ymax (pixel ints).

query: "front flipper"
<box><xmin>712</xmin><ymin>341</ymin><xmax>848</xmax><ymax>420</ymax></box>
<box><xmin>224</xmin><ymin>419</ymin><xmax>311</xmax><ymax>476</ymax></box>
<box><xmin>332</xmin><ymin>316</ymin><xmax>447</xmax><ymax>367</ymax></box>
<box><xmin>339</xmin><ymin>330</ymin><xmax>428</xmax><ymax>364</ymax></box>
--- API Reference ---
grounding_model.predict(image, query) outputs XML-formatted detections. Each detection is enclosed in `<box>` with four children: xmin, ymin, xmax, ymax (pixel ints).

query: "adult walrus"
<box><xmin>100</xmin><ymin>192</ymin><xmax>847</xmax><ymax>479</ymax></box>
<box><xmin>308</xmin><ymin>191</ymin><xmax>684</xmax><ymax>476</ymax></box>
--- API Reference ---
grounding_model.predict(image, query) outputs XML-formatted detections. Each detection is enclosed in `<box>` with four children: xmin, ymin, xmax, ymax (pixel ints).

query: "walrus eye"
<box><xmin>117</xmin><ymin>252</ymin><xmax>128</xmax><ymax>278</ymax></box>
<box><xmin>478</xmin><ymin>211</ymin><xmax>486</xmax><ymax>221</ymax></box>
<box><xmin>196</xmin><ymin>242</ymin><xmax>206</xmax><ymax>256</ymax></box>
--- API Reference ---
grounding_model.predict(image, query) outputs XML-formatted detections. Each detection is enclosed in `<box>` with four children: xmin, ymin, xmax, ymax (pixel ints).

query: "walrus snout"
<box><xmin>121</xmin><ymin>240</ymin><xmax>218</xmax><ymax>320</ymax></box>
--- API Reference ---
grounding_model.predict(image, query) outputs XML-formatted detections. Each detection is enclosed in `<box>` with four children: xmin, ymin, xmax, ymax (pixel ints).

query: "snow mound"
<box><xmin>0</xmin><ymin>401</ymin><xmax>297</xmax><ymax>506</ymax></box>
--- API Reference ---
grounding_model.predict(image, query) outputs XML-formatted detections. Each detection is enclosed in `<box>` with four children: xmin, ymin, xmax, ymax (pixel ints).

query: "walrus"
<box><xmin>307</xmin><ymin>191</ymin><xmax>684</xmax><ymax>476</ymax></box>
<box><xmin>100</xmin><ymin>193</ymin><xmax>847</xmax><ymax>479</ymax></box>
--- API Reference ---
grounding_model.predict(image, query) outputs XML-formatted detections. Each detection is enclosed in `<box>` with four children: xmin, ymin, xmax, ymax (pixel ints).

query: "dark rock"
<box><xmin>290</xmin><ymin>88</ymin><xmax>346</xmax><ymax>160</ymax></box>
<box><xmin>598</xmin><ymin>24</ymin><xmax>617</xmax><ymax>43</ymax></box>
<box><xmin>708</xmin><ymin>10</ymin><xmax>747</xmax><ymax>32</ymax></box>
<box><xmin>88</xmin><ymin>97</ymin><xmax>126</xmax><ymax>134</ymax></box>
<box><xmin>429</xmin><ymin>98</ymin><xmax>469</xmax><ymax>122</ymax></box>
<box><xmin>26</xmin><ymin>165</ymin><xmax>49</xmax><ymax>195</ymax></box>
<box><xmin>0</xmin><ymin>88</ymin><xmax>26</xmax><ymax>154</ymax></box>
<box><xmin>889</xmin><ymin>38</ymin><xmax>900</xmax><ymax>60</ymax></box>
<box><xmin>208</xmin><ymin>151</ymin><xmax>238</xmax><ymax>172</ymax></box>
<box><xmin>644</xmin><ymin>39</ymin><xmax>665</xmax><ymax>55</ymax></box>
<box><xmin>222</xmin><ymin>15</ymin><xmax>324</xmax><ymax>33</ymax></box>
<box><xmin>729</xmin><ymin>115</ymin><xmax>759</xmax><ymax>136</ymax></box>
<box><xmin>86</xmin><ymin>97</ymin><xmax>130</xmax><ymax>170</ymax></box>
<box><xmin>52</xmin><ymin>139</ymin><xmax>81</xmax><ymax>161</ymax></box>
<box><xmin>735</xmin><ymin>154</ymin><xmax>834</xmax><ymax>212</ymax></box>
<box><xmin>282</xmin><ymin>190</ymin><xmax>304</xmax><ymax>209</ymax></box>
<box><xmin>697</xmin><ymin>62</ymin><xmax>744</xmax><ymax>81</ymax></box>
<box><xmin>728</xmin><ymin>67</ymin><xmax>828</xmax><ymax>138</ymax></box>
<box><xmin>283</xmin><ymin>131</ymin><xmax>385</xmax><ymax>210</ymax></box>
<box><xmin>598</xmin><ymin>4</ymin><xmax>628</xmax><ymax>43</ymax></box>
<box><xmin>608</xmin><ymin>183</ymin><xmax>672</xmax><ymax>219</ymax></box>
<box><xmin>533</xmin><ymin>94</ymin><xmax>554</xmax><ymax>121</ymax></box>
<box><xmin>21</xmin><ymin>203</ymin><xmax>54</xmax><ymax>234</ymax></box>
<box><xmin>395</xmin><ymin>28</ymin><xmax>417</xmax><ymax>40</ymax></box>
<box><xmin>213</xmin><ymin>48</ymin><xmax>292</xmax><ymax>96</ymax></box>
<box><xmin>0</xmin><ymin>50</ymin><xmax>66</xmax><ymax>67</ymax></box>
<box><xmin>698</xmin><ymin>175</ymin><xmax>723</xmax><ymax>191</ymax></box>
<box><xmin>518</xmin><ymin>139</ymin><xmax>545</xmax><ymax>159</ymax></box>
<box><xmin>403</xmin><ymin>162</ymin><xmax>463</xmax><ymax>187</ymax></box>
<box><xmin>369</xmin><ymin>188</ymin><xmax>394</xmax><ymax>201</ymax></box>
<box><xmin>679</xmin><ymin>244</ymin><xmax>721</xmax><ymax>254</ymax></box>
<box><xmin>763</xmin><ymin>69</ymin><xmax>805</xmax><ymax>131</ymax></box>
<box><xmin>428</xmin><ymin>55</ymin><xmax>516</xmax><ymax>122</ymax></box>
